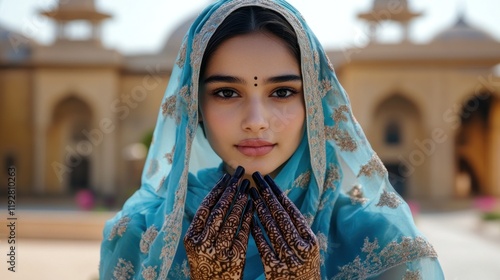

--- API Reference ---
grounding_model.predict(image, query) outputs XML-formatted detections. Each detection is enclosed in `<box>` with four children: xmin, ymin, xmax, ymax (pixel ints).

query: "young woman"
<box><xmin>100</xmin><ymin>1</ymin><xmax>444</xmax><ymax>279</ymax></box>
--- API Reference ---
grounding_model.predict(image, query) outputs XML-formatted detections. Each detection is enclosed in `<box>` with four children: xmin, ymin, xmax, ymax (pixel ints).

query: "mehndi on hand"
<box><xmin>184</xmin><ymin>166</ymin><xmax>254</xmax><ymax>280</ymax></box>
<box><xmin>250</xmin><ymin>172</ymin><xmax>321</xmax><ymax>280</ymax></box>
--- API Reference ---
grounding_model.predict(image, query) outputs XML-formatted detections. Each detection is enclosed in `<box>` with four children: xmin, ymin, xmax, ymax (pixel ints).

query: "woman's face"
<box><xmin>200</xmin><ymin>32</ymin><xmax>305</xmax><ymax>177</ymax></box>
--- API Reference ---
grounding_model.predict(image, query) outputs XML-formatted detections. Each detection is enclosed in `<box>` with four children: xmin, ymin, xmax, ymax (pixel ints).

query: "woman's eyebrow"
<box><xmin>203</xmin><ymin>75</ymin><xmax>246</xmax><ymax>84</ymax></box>
<box><xmin>265</xmin><ymin>74</ymin><xmax>301</xmax><ymax>84</ymax></box>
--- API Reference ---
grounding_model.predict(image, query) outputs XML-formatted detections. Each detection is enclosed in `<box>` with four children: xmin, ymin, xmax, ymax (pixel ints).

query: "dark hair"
<box><xmin>201</xmin><ymin>6</ymin><xmax>300</xmax><ymax>77</ymax></box>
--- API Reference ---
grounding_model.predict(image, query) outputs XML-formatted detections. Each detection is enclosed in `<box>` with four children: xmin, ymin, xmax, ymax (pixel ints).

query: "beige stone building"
<box><xmin>1</xmin><ymin>0</ymin><xmax>499</xmax><ymax>205</ymax></box>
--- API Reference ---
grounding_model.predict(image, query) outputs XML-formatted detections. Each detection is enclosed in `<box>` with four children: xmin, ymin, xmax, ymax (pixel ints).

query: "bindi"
<box><xmin>254</xmin><ymin>76</ymin><xmax>258</xmax><ymax>87</ymax></box>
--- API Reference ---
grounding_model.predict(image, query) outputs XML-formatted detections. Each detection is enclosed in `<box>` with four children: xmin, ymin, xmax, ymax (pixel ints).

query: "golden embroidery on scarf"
<box><xmin>159</xmin><ymin>168</ymin><xmax>189</xmax><ymax>278</ymax></box>
<box><xmin>113</xmin><ymin>258</ymin><xmax>134</xmax><ymax>280</ymax></box>
<box><xmin>313</xmin><ymin>49</ymin><xmax>320</xmax><ymax>66</ymax></box>
<box><xmin>108</xmin><ymin>216</ymin><xmax>131</xmax><ymax>241</ymax></box>
<box><xmin>141</xmin><ymin>265</ymin><xmax>158</xmax><ymax>280</ymax></box>
<box><xmin>324</xmin><ymin>163</ymin><xmax>340</xmax><ymax>190</ymax></box>
<box><xmin>319</xmin><ymin>163</ymin><xmax>340</xmax><ymax>210</ymax></box>
<box><xmin>403</xmin><ymin>269</ymin><xmax>423</xmax><ymax>280</ymax></box>
<box><xmin>165</xmin><ymin>145</ymin><xmax>175</xmax><ymax>165</ymax></box>
<box><xmin>176</xmin><ymin>38</ymin><xmax>187</xmax><ymax>68</ymax></box>
<box><xmin>170</xmin><ymin>259</ymin><xmax>190</xmax><ymax>279</ymax></box>
<box><xmin>304</xmin><ymin>213</ymin><xmax>315</xmax><ymax>226</ymax></box>
<box><xmin>325</xmin><ymin>125</ymin><xmax>357</xmax><ymax>152</ymax></box>
<box><xmin>348</xmin><ymin>185</ymin><xmax>368</xmax><ymax>205</ymax></box>
<box><xmin>316</xmin><ymin>232</ymin><xmax>329</xmax><ymax>266</ymax></box>
<box><xmin>332</xmin><ymin>105</ymin><xmax>350</xmax><ymax>123</ymax></box>
<box><xmin>140</xmin><ymin>225</ymin><xmax>159</xmax><ymax>254</ymax></box>
<box><xmin>376</xmin><ymin>190</ymin><xmax>403</xmax><ymax>209</ymax></box>
<box><xmin>326</xmin><ymin>54</ymin><xmax>335</xmax><ymax>72</ymax></box>
<box><xmin>162</xmin><ymin>95</ymin><xmax>176</xmax><ymax>118</ymax></box>
<box><xmin>293</xmin><ymin>170</ymin><xmax>311</xmax><ymax>188</ymax></box>
<box><xmin>320</xmin><ymin>79</ymin><xmax>333</xmax><ymax>97</ymax></box>
<box><xmin>334</xmin><ymin>237</ymin><xmax>438</xmax><ymax>280</ymax></box>
<box><xmin>358</xmin><ymin>154</ymin><xmax>387</xmax><ymax>178</ymax></box>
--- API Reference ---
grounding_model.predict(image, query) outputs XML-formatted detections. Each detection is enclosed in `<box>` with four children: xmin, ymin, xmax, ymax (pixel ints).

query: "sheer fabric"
<box><xmin>99</xmin><ymin>0</ymin><xmax>444</xmax><ymax>279</ymax></box>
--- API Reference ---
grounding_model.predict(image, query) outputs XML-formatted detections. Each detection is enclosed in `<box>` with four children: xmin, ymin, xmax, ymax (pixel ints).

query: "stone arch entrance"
<box><xmin>370</xmin><ymin>94</ymin><xmax>425</xmax><ymax>199</ymax></box>
<box><xmin>455</xmin><ymin>92</ymin><xmax>500</xmax><ymax>197</ymax></box>
<box><xmin>46</xmin><ymin>96</ymin><xmax>93</xmax><ymax>194</ymax></box>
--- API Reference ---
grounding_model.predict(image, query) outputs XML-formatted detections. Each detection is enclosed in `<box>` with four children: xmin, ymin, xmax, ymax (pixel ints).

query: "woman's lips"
<box><xmin>235</xmin><ymin>139</ymin><xmax>276</xmax><ymax>157</ymax></box>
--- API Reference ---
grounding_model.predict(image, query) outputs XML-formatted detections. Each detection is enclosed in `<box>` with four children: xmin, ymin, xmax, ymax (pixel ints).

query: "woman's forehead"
<box><xmin>203</xmin><ymin>32</ymin><xmax>300</xmax><ymax>80</ymax></box>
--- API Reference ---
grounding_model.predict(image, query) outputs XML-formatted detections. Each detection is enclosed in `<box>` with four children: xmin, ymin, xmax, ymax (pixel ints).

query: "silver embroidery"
<box><xmin>176</xmin><ymin>37</ymin><xmax>187</xmax><ymax>68</ymax></box>
<box><xmin>170</xmin><ymin>259</ymin><xmax>190</xmax><ymax>279</ymax></box>
<box><xmin>332</xmin><ymin>105</ymin><xmax>350</xmax><ymax>123</ymax></box>
<box><xmin>324</xmin><ymin>163</ymin><xmax>340</xmax><ymax>190</ymax></box>
<box><xmin>326</xmin><ymin>54</ymin><xmax>335</xmax><ymax>72</ymax></box>
<box><xmin>141</xmin><ymin>265</ymin><xmax>158</xmax><ymax>280</ymax></box>
<box><xmin>140</xmin><ymin>225</ymin><xmax>159</xmax><ymax>254</ymax></box>
<box><xmin>325</xmin><ymin>125</ymin><xmax>357</xmax><ymax>152</ymax></box>
<box><xmin>403</xmin><ymin>269</ymin><xmax>423</xmax><ymax>280</ymax></box>
<box><xmin>358</xmin><ymin>154</ymin><xmax>387</xmax><ymax>178</ymax></box>
<box><xmin>165</xmin><ymin>145</ymin><xmax>175</xmax><ymax>165</ymax></box>
<box><xmin>108</xmin><ymin>216</ymin><xmax>131</xmax><ymax>241</ymax></box>
<box><xmin>304</xmin><ymin>213</ymin><xmax>315</xmax><ymax>226</ymax></box>
<box><xmin>348</xmin><ymin>185</ymin><xmax>368</xmax><ymax>205</ymax></box>
<box><xmin>316</xmin><ymin>232</ymin><xmax>328</xmax><ymax>265</ymax></box>
<box><xmin>162</xmin><ymin>95</ymin><xmax>176</xmax><ymax>118</ymax></box>
<box><xmin>293</xmin><ymin>170</ymin><xmax>311</xmax><ymax>188</ymax></box>
<box><xmin>333</xmin><ymin>237</ymin><xmax>438</xmax><ymax>280</ymax></box>
<box><xmin>113</xmin><ymin>258</ymin><xmax>134</xmax><ymax>280</ymax></box>
<box><xmin>320</xmin><ymin>79</ymin><xmax>333</xmax><ymax>98</ymax></box>
<box><xmin>376</xmin><ymin>190</ymin><xmax>403</xmax><ymax>209</ymax></box>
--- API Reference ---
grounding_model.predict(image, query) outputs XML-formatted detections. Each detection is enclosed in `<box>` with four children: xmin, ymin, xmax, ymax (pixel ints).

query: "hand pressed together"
<box><xmin>184</xmin><ymin>167</ymin><xmax>320</xmax><ymax>280</ymax></box>
<box><xmin>184</xmin><ymin>166</ymin><xmax>254</xmax><ymax>280</ymax></box>
<box><xmin>250</xmin><ymin>172</ymin><xmax>321</xmax><ymax>280</ymax></box>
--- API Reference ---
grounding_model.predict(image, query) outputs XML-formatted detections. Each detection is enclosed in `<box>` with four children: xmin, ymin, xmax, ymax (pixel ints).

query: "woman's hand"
<box><xmin>184</xmin><ymin>166</ymin><xmax>254</xmax><ymax>280</ymax></box>
<box><xmin>250</xmin><ymin>172</ymin><xmax>321</xmax><ymax>280</ymax></box>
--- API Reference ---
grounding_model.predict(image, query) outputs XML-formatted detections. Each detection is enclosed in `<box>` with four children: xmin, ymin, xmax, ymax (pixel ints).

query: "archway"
<box><xmin>46</xmin><ymin>96</ymin><xmax>93</xmax><ymax>194</ymax></box>
<box><xmin>370</xmin><ymin>94</ymin><xmax>425</xmax><ymax>199</ymax></box>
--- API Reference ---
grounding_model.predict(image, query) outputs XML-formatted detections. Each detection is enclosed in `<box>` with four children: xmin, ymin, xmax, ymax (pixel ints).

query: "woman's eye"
<box><xmin>272</xmin><ymin>88</ymin><xmax>296</xmax><ymax>98</ymax></box>
<box><xmin>214</xmin><ymin>89</ymin><xmax>238</xmax><ymax>98</ymax></box>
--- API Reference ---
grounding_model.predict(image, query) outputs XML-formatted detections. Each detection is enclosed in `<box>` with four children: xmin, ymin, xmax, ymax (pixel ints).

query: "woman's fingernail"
<box><xmin>264</xmin><ymin>175</ymin><xmax>282</xmax><ymax>195</ymax></box>
<box><xmin>252</xmin><ymin>172</ymin><xmax>266</xmax><ymax>191</ymax></box>
<box><xmin>234</xmin><ymin>166</ymin><xmax>245</xmax><ymax>178</ymax></box>
<box><xmin>240</xmin><ymin>179</ymin><xmax>250</xmax><ymax>193</ymax></box>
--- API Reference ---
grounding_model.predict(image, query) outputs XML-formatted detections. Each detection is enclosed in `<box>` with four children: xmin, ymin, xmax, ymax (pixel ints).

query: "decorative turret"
<box><xmin>358</xmin><ymin>0</ymin><xmax>422</xmax><ymax>42</ymax></box>
<box><xmin>41</xmin><ymin>0</ymin><xmax>111</xmax><ymax>42</ymax></box>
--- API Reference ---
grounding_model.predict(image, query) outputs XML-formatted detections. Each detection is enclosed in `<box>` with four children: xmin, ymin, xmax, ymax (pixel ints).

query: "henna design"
<box><xmin>250</xmin><ymin>172</ymin><xmax>321</xmax><ymax>280</ymax></box>
<box><xmin>184</xmin><ymin>166</ymin><xmax>254</xmax><ymax>280</ymax></box>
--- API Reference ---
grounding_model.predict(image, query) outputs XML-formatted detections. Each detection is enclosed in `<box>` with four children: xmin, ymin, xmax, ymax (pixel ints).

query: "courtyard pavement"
<box><xmin>0</xmin><ymin>209</ymin><xmax>499</xmax><ymax>280</ymax></box>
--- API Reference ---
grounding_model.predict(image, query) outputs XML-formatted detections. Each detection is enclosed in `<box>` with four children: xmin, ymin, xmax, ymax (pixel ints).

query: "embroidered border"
<box><xmin>108</xmin><ymin>216</ymin><xmax>131</xmax><ymax>241</ymax></box>
<box><xmin>333</xmin><ymin>236</ymin><xmax>438</xmax><ymax>280</ymax></box>
<box><xmin>376</xmin><ymin>190</ymin><xmax>403</xmax><ymax>209</ymax></box>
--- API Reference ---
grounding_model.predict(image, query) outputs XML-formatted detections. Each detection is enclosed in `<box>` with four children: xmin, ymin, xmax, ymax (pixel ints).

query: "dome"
<box><xmin>160</xmin><ymin>13</ymin><xmax>198</xmax><ymax>65</ymax></box>
<box><xmin>161</xmin><ymin>14</ymin><xmax>197</xmax><ymax>54</ymax></box>
<box><xmin>433</xmin><ymin>16</ymin><xmax>497</xmax><ymax>42</ymax></box>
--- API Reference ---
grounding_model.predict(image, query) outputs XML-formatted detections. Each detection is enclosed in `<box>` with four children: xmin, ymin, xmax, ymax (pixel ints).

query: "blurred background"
<box><xmin>0</xmin><ymin>0</ymin><xmax>499</xmax><ymax>279</ymax></box>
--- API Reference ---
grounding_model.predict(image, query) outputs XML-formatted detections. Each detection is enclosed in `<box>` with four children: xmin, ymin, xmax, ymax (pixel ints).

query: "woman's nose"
<box><xmin>241</xmin><ymin>99</ymin><xmax>269</xmax><ymax>132</ymax></box>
